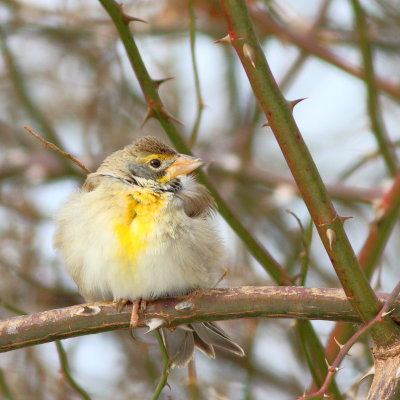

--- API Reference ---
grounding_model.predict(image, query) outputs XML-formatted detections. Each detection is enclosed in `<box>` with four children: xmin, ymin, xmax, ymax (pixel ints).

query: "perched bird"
<box><xmin>54</xmin><ymin>136</ymin><xmax>244</xmax><ymax>366</ymax></box>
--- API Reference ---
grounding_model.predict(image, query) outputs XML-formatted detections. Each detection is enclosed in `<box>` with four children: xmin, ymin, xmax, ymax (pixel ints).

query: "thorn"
<box><xmin>261</xmin><ymin>121</ymin><xmax>270</xmax><ymax>127</ymax></box>
<box><xmin>382</xmin><ymin>308</ymin><xmax>395</xmax><ymax>317</ymax></box>
<box><xmin>152</xmin><ymin>76</ymin><xmax>175</xmax><ymax>88</ymax></box>
<box><xmin>144</xmin><ymin>318</ymin><xmax>165</xmax><ymax>333</ymax></box>
<box><xmin>339</xmin><ymin>215</ymin><xmax>353</xmax><ymax>224</ymax></box>
<box><xmin>288</xmin><ymin>97</ymin><xmax>307</xmax><ymax>111</ymax></box>
<box><xmin>117</xmin><ymin>2</ymin><xmax>148</xmax><ymax>24</ymax></box>
<box><xmin>358</xmin><ymin>366</ymin><xmax>375</xmax><ymax>382</ymax></box>
<box><xmin>123</xmin><ymin>15</ymin><xmax>148</xmax><ymax>24</ymax></box>
<box><xmin>328</xmin><ymin>365</ymin><xmax>343</xmax><ymax>373</ymax></box>
<box><xmin>299</xmin><ymin>250</ymin><xmax>306</xmax><ymax>259</ymax></box>
<box><xmin>140</xmin><ymin>106</ymin><xmax>155</xmax><ymax>128</ymax></box>
<box><xmin>326</xmin><ymin>228</ymin><xmax>336</xmax><ymax>250</ymax></box>
<box><xmin>324</xmin><ymin>358</ymin><xmax>331</xmax><ymax>369</ymax></box>
<box><xmin>160</xmin><ymin>107</ymin><xmax>184</xmax><ymax>125</ymax></box>
<box><xmin>333</xmin><ymin>336</ymin><xmax>344</xmax><ymax>349</ymax></box>
<box><xmin>76</xmin><ymin>305</ymin><xmax>101</xmax><ymax>316</ymax></box>
<box><xmin>373</xmin><ymin>200</ymin><xmax>386</xmax><ymax>222</ymax></box>
<box><xmin>297</xmin><ymin>389</ymin><xmax>306</xmax><ymax>399</ymax></box>
<box><xmin>243</xmin><ymin>43</ymin><xmax>256</xmax><ymax>68</ymax></box>
<box><xmin>214</xmin><ymin>34</ymin><xmax>231</xmax><ymax>44</ymax></box>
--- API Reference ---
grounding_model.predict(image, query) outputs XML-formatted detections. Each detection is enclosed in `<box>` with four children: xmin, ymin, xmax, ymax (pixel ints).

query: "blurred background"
<box><xmin>1</xmin><ymin>0</ymin><xmax>400</xmax><ymax>399</ymax></box>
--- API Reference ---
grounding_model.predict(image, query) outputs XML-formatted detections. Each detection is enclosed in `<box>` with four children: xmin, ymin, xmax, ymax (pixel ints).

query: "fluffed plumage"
<box><xmin>54</xmin><ymin>136</ymin><xmax>244</xmax><ymax>366</ymax></box>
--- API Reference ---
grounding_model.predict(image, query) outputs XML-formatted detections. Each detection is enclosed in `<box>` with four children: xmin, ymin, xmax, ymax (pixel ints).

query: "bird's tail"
<box><xmin>162</xmin><ymin>322</ymin><xmax>245</xmax><ymax>367</ymax></box>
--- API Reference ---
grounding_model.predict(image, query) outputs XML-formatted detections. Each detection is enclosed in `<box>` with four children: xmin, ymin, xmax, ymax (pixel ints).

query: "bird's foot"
<box><xmin>130</xmin><ymin>298</ymin><xmax>147</xmax><ymax>328</ymax></box>
<box><xmin>116</xmin><ymin>298</ymin><xmax>130</xmax><ymax>312</ymax></box>
<box><xmin>115</xmin><ymin>298</ymin><xmax>147</xmax><ymax>329</ymax></box>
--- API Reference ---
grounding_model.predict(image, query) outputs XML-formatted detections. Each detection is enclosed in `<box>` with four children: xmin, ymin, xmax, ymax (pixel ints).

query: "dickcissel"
<box><xmin>54</xmin><ymin>136</ymin><xmax>244</xmax><ymax>366</ymax></box>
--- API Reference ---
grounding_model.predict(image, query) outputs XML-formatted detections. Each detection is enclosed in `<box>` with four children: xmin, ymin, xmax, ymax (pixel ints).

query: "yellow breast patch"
<box><xmin>112</xmin><ymin>189</ymin><xmax>166</xmax><ymax>266</ymax></box>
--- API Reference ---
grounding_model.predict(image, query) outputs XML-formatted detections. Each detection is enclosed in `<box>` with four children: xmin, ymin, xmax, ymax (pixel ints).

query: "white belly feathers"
<box><xmin>54</xmin><ymin>177</ymin><xmax>225</xmax><ymax>302</ymax></box>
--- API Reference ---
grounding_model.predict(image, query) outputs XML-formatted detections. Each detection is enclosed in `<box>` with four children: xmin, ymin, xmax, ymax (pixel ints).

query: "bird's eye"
<box><xmin>149</xmin><ymin>159</ymin><xmax>161</xmax><ymax>168</ymax></box>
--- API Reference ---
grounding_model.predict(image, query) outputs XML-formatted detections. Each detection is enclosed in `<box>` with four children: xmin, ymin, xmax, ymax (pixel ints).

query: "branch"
<box><xmin>211</xmin><ymin>162</ymin><xmax>382</xmax><ymax>204</ymax></box>
<box><xmin>350</xmin><ymin>0</ymin><xmax>398</xmax><ymax>176</ymax></box>
<box><xmin>248</xmin><ymin>4</ymin><xmax>400</xmax><ymax>102</ymax></box>
<box><xmin>188</xmin><ymin>0</ymin><xmax>204</xmax><ymax>146</ymax></box>
<box><xmin>23</xmin><ymin>125</ymin><xmax>91</xmax><ymax>174</ymax></box>
<box><xmin>323</xmin><ymin>172</ymin><xmax>400</xmax><ymax>374</ymax></box>
<box><xmin>1</xmin><ymin>286</ymin><xmax>400</xmax><ymax>354</ymax></box>
<box><xmin>360</xmin><ymin>173</ymin><xmax>400</xmax><ymax>279</ymax></box>
<box><xmin>55</xmin><ymin>341</ymin><xmax>91</xmax><ymax>400</ymax></box>
<box><xmin>300</xmin><ymin>281</ymin><xmax>400</xmax><ymax>399</ymax></box>
<box><xmin>0</xmin><ymin>27</ymin><xmax>78</xmax><ymax>175</ymax></box>
<box><xmin>152</xmin><ymin>330</ymin><xmax>171</xmax><ymax>400</ymax></box>
<box><xmin>219</xmin><ymin>0</ymin><xmax>400</xmax><ymax>347</ymax></box>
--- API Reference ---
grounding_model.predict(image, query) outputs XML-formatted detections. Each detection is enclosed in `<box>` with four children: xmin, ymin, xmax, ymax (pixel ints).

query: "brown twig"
<box><xmin>23</xmin><ymin>125</ymin><xmax>91</xmax><ymax>174</ymax></box>
<box><xmin>299</xmin><ymin>280</ymin><xmax>400</xmax><ymax>400</ymax></box>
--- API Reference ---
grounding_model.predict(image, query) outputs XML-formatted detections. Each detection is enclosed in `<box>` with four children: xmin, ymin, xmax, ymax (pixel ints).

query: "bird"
<box><xmin>54</xmin><ymin>135</ymin><xmax>244</xmax><ymax>367</ymax></box>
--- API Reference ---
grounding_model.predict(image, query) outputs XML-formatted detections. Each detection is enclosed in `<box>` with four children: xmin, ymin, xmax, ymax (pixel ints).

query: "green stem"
<box><xmin>288</xmin><ymin>211</ymin><xmax>313</xmax><ymax>286</ymax></box>
<box><xmin>340</xmin><ymin>140</ymin><xmax>400</xmax><ymax>180</ymax></box>
<box><xmin>55</xmin><ymin>341</ymin><xmax>91</xmax><ymax>400</ymax></box>
<box><xmin>250</xmin><ymin>4</ymin><xmax>400</xmax><ymax>101</ymax></box>
<box><xmin>0</xmin><ymin>27</ymin><xmax>77</xmax><ymax>175</ymax></box>
<box><xmin>323</xmin><ymin>172</ymin><xmax>400</xmax><ymax>368</ymax></box>
<box><xmin>0</xmin><ymin>300</ymin><xmax>90</xmax><ymax>399</ymax></box>
<box><xmin>295</xmin><ymin>321</ymin><xmax>342</xmax><ymax>399</ymax></box>
<box><xmin>188</xmin><ymin>0</ymin><xmax>204</xmax><ymax>146</ymax></box>
<box><xmin>359</xmin><ymin>173</ymin><xmax>400</xmax><ymax>278</ymax></box>
<box><xmin>187</xmin><ymin>360</ymin><xmax>200</xmax><ymax>400</ymax></box>
<box><xmin>0</xmin><ymin>369</ymin><xmax>14</xmax><ymax>400</ymax></box>
<box><xmin>0</xmin><ymin>298</ymin><xmax>26</xmax><ymax>316</ymax></box>
<box><xmin>288</xmin><ymin>212</ymin><xmax>340</xmax><ymax>396</ymax></box>
<box><xmin>220</xmin><ymin>0</ymin><xmax>400</xmax><ymax>346</ymax></box>
<box><xmin>152</xmin><ymin>330</ymin><xmax>171</xmax><ymax>400</ymax></box>
<box><xmin>97</xmin><ymin>0</ymin><xmax>291</xmax><ymax>285</ymax></box>
<box><xmin>350</xmin><ymin>0</ymin><xmax>398</xmax><ymax>176</ymax></box>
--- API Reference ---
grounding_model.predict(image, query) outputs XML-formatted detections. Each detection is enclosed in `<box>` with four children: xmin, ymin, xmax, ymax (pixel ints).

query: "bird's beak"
<box><xmin>164</xmin><ymin>154</ymin><xmax>204</xmax><ymax>180</ymax></box>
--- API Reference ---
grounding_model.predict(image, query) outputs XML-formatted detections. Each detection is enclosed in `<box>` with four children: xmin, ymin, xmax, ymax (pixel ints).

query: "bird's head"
<box><xmin>96</xmin><ymin>136</ymin><xmax>203</xmax><ymax>191</ymax></box>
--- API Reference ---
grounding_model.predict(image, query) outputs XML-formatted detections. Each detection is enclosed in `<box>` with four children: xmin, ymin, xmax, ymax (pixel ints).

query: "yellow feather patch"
<box><xmin>112</xmin><ymin>190</ymin><xmax>166</xmax><ymax>267</ymax></box>
<box><xmin>141</xmin><ymin>153</ymin><xmax>174</xmax><ymax>163</ymax></box>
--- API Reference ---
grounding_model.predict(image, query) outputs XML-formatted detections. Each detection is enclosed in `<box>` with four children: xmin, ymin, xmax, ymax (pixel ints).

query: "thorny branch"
<box><xmin>220</xmin><ymin>0</ymin><xmax>400</xmax><ymax>347</ymax></box>
<box><xmin>2</xmin><ymin>287</ymin><xmax>400</xmax><ymax>354</ymax></box>
<box><xmin>300</xmin><ymin>280</ymin><xmax>400</xmax><ymax>400</ymax></box>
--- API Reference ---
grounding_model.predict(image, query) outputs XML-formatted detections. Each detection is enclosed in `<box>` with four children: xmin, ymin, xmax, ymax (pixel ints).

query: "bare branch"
<box><xmin>23</xmin><ymin>125</ymin><xmax>91</xmax><ymax>174</ymax></box>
